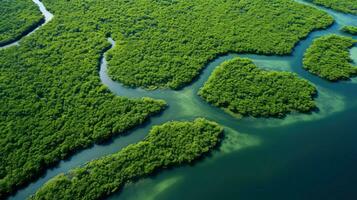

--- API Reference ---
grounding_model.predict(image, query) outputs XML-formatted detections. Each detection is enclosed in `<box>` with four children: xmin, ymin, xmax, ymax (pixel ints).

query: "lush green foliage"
<box><xmin>0</xmin><ymin>12</ymin><xmax>166</xmax><ymax>200</ymax></box>
<box><xmin>104</xmin><ymin>0</ymin><xmax>333</xmax><ymax>89</ymax></box>
<box><xmin>341</xmin><ymin>26</ymin><xmax>357</xmax><ymax>35</ymax></box>
<box><xmin>198</xmin><ymin>58</ymin><xmax>317</xmax><ymax>118</ymax></box>
<box><xmin>0</xmin><ymin>0</ymin><xmax>44</xmax><ymax>46</ymax></box>
<box><xmin>312</xmin><ymin>0</ymin><xmax>357</xmax><ymax>15</ymax></box>
<box><xmin>30</xmin><ymin>118</ymin><xmax>223</xmax><ymax>200</ymax></box>
<box><xmin>303</xmin><ymin>35</ymin><xmax>357</xmax><ymax>81</ymax></box>
<box><xmin>0</xmin><ymin>0</ymin><xmax>334</xmax><ymax>197</ymax></box>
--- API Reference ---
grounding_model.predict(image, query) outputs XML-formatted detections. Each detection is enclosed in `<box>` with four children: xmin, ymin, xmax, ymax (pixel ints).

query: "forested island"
<box><xmin>303</xmin><ymin>35</ymin><xmax>357</xmax><ymax>81</ymax></box>
<box><xmin>29</xmin><ymin>119</ymin><xmax>223</xmax><ymax>200</ymax></box>
<box><xmin>198</xmin><ymin>58</ymin><xmax>317</xmax><ymax>118</ymax></box>
<box><xmin>0</xmin><ymin>0</ymin><xmax>43</xmax><ymax>46</ymax></box>
<box><xmin>341</xmin><ymin>26</ymin><xmax>357</xmax><ymax>35</ymax></box>
<box><xmin>312</xmin><ymin>0</ymin><xmax>357</xmax><ymax>15</ymax></box>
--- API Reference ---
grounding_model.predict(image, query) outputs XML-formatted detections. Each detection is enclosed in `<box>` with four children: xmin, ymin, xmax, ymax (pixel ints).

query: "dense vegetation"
<box><xmin>0</xmin><ymin>12</ymin><xmax>166</xmax><ymax>200</ymax></box>
<box><xmin>198</xmin><ymin>58</ymin><xmax>317</xmax><ymax>118</ymax></box>
<box><xmin>30</xmin><ymin>119</ymin><xmax>223</xmax><ymax>200</ymax></box>
<box><xmin>0</xmin><ymin>0</ymin><xmax>44</xmax><ymax>46</ymax></box>
<box><xmin>0</xmin><ymin>0</ymin><xmax>334</xmax><ymax>197</ymax></box>
<box><xmin>105</xmin><ymin>0</ymin><xmax>332</xmax><ymax>89</ymax></box>
<box><xmin>303</xmin><ymin>35</ymin><xmax>357</xmax><ymax>81</ymax></box>
<box><xmin>312</xmin><ymin>0</ymin><xmax>357</xmax><ymax>15</ymax></box>
<box><xmin>341</xmin><ymin>26</ymin><xmax>357</xmax><ymax>35</ymax></box>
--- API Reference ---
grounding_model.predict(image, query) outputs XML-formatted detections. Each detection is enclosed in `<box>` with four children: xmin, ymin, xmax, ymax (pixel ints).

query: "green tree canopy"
<box><xmin>30</xmin><ymin>118</ymin><xmax>223</xmax><ymax>200</ymax></box>
<box><xmin>0</xmin><ymin>0</ymin><xmax>44</xmax><ymax>46</ymax></box>
<box><xmin>303</xmin><ymin>34</ymin><xmax>357</xmax><ymax>81</ymax></box>
<box><xmin>199</xmin><ymin>57</ymin><xmax>317</xmax><ymax>118</ymax></box>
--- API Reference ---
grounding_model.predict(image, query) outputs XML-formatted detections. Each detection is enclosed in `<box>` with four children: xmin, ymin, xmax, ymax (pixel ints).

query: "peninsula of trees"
<box><xmin>30</xmin><ymin>119</ymin><xmax>223</xmax><ymax>200</ymax></box>
<box><xmin>341</xmin><ymin>26</ymin><xmax>357</xmax><ymax>35</ymax></box>
<box><xmin>303</xmin><ymin>35</ymin><xmax>357</xmax><ymax>81</ymax></box>
<box><xmin>198</xmin><ymin>57</ymin><xmax>317</xmax><ymax>118</ymax></box>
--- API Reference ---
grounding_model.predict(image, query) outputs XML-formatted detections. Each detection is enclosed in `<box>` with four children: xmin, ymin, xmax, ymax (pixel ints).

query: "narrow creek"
<box><xmin>8</xmin><ymin>0</ymin><xmax>357</xmax><ymax>199</ymax></box>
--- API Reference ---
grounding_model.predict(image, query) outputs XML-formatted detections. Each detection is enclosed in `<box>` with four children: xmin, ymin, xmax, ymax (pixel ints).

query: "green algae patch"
<box><xmin>218</xmin><ymin>128</ymin><xmax>261</xmax><ymax>155</ymax></box>
<box><xmin>198</xmin><ymin>57</ymin><xmax>317</xmax><ymax>118</ymax></box>
<box><xmin>303</xmin><ymin>35</ymin><xmax>357</xmax><ymax>81</ymax></box>
<box><xmin>30</xmin><ymin>118</ymin><xmax>223</xmax><ymax>200</ymax></box>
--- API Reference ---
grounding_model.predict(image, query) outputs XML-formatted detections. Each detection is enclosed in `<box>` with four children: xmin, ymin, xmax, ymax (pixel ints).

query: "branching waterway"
<box><xmin>8</xmin><ymin>0</ymin><xmax>357</xmax><ymax>199</ymax></box>
<box><xmin>0</xmin><ymin>0</ymin><xmax>53</xmax><ymax>49</ymax></box>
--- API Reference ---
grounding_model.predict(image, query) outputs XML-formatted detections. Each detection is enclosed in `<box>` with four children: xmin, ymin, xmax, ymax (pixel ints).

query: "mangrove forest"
<box><xmin>198</xmin><ymin>57</ymin><xmax>317</xmax><ymax>118</ymax></box>
<box><xmin>303</xmin><ymin>34</ymin><xmax>357</xmax><ymax>81</ymax></box>
<box><xmin>29</xmin><ymin>119</ymin><xmax>223</xmax><ymax>200</ymax></box>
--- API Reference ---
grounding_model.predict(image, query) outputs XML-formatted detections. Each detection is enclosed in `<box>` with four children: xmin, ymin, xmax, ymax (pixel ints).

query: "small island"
<box><xmin>30</xmin><ymin>118</ymin><xmax>223</xmax><ymax>200</ymax></box>
<box><xmin>303</xmin><ymin>34</ymin><xmax>357</xmax><ymax>81</ymax></box>
<box><xmin>198</xmin><ymin>57</ymin><xmax>317</xmax><ymax>118</ymax></box>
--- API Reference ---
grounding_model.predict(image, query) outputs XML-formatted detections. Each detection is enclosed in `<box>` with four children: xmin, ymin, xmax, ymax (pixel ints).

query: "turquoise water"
<box><xmin>9</xmin><ymin>0</ymin><xmax>357</xmax><ymax>199</ymax></box>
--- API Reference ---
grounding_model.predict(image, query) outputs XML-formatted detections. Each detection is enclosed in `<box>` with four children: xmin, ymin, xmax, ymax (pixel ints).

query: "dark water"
<box><xmin>9</xmin><ymin>0</ymin><xmax>357</xmax><ymax>199</ymax></box>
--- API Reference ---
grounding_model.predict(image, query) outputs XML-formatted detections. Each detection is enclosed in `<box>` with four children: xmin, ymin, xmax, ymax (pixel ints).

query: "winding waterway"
<box><xmin>0</xmin><ymin>0</ymin><xmax>53</xmax><ymax>49</ymax></box>
<box><xmin>8</xmin><ymin>0</ymin><xmax>357</xmax><ymax>199</ymax></box>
